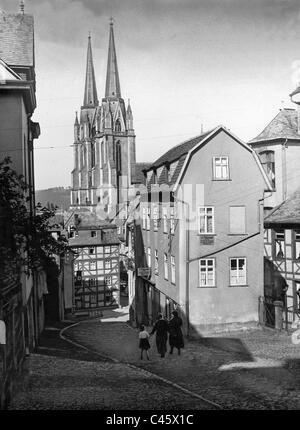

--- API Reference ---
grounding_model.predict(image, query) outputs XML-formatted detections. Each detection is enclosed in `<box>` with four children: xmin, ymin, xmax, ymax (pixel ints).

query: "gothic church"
<box><xmin>70</xmin><ymin>22</ymin><xmax>144</xmax><ymax>221</ymax></box>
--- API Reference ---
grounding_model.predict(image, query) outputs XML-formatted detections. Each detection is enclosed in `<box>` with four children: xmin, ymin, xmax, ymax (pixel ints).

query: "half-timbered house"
<box><xmin>264</xmin><ymin>189</ymin><xmax>300</xmax><ymax>328</ymax></box>
<box><xmin>68</xmin><ymin>224</ymin><xmax>121</xmax><ymax>316</ymax></box>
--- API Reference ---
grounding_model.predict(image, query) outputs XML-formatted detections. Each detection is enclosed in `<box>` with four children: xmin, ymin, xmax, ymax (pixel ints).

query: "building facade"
<box><xmin>134</xmin><ymin>126</ymin><xmax>272</xmax><ymax>335</ymax></box>
<box><xmin>70</xmin><ymin>22</ymin><xmax>137</xmax><ymax>221</ymax></box>
<box><xmin>68</xmin><ymin>223</ymin><xmax>121</xmax><ymax>316</ymax></box>
<box><xmin>0</xmin><ymin>5</ymin><xmax>41</xmax><ymax>408</ymax></box>
<box><xmin>264</xmin><ymin>189</ymin><xmax>300</xmax><ymax>328</ymax></box>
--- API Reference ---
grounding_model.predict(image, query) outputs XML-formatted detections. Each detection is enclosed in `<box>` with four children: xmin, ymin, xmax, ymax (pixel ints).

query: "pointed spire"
<box><xmin>105</xmin><ymin>19</ymin><xmax>121</xmax><ymax>98</ymax></box>
<box><xmin>83</xmin><ymin>34</ymin><xmax>98</xmax><ymax>107</ymax></box>
<box><xmin>127</xmin><ymin>98</ymin><xmax>132</xmax><ymax>117</ymax></box>
<box><xmin>74</xmin><ymin>111</ymin><xmax>79</xmax><ymax>125</ymax></box>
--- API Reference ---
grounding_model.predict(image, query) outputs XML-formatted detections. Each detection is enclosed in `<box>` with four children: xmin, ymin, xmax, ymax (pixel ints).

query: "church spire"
<box><xmin>83</xmin><ymin>34</ymin><xmax>98</xmax><ymax>107</ymax></box>
<box><xmin>105</xmin><ymin>19</ymin><xmax>121</xmax><ymax>99</ymax></box>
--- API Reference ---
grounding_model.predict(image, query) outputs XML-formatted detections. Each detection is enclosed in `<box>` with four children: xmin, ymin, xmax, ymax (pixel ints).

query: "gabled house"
<box><xmin>136</xmin><ymin>125</ymin><xmax>272</xmax><ymax>335</ymax></box>
<box><xmin>68</xmin><ymin>223</ymin><xmax>121</xmax><ymax>316</ymax></box>
<box><xmin>0</xmin><ymin>6</ymin><xmax>41</xmax><ymax>408</ymax></box>
<box><xmin>264</xmin><ymin>189</ymin><xmax>300</xmax><ymax>328</ymax></box>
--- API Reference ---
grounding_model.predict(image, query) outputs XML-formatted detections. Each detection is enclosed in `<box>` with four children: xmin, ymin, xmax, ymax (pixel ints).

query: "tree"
<box><xmin>0</xmin><ymin>157</ymin><xmax>69</xmax><ymax>285</ymax></box>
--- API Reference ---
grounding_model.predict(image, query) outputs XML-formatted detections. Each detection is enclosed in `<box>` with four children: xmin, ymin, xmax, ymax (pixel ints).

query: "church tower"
<box><xmin>71</xmin><ymin>22</ymin><xmax>136</xmax><ymax>219</ymax></box>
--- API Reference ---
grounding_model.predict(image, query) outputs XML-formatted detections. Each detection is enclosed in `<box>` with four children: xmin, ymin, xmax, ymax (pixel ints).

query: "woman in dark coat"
<box><xmin>150</xmin><ymin>313</ymin><xmax>168</xmax><ymax>358</ymax></box>
<box><xmin>168</xmin><ymin>310</ymin><xmax>184</xmax><ymax>355</ymax></box>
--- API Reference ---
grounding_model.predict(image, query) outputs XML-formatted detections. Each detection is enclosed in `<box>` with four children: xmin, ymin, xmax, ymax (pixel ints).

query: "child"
<box><xmin>139</xmin><ymin>325</ymin><xmax>150</xmax><ymax>360</ymax></box>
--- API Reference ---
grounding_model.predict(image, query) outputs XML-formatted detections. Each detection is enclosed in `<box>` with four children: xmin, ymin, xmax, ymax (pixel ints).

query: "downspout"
<box><xmin>173</xmin><ymin>194</ymin><xmax>190</xmax><ymax>337</ymax></box>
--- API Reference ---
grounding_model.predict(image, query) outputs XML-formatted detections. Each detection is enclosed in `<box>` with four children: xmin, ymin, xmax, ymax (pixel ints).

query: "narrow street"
<box><xmin>8</xmin><ymin>307</ymin><xmax>300</xmax><ymax>410</ymax></box>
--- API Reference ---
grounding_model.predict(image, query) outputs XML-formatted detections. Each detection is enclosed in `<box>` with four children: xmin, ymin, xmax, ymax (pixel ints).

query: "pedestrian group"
<box><xmin>138</xmin><ymin>310</ymin><xmax>184</xmax><ymax>360</ymax></box>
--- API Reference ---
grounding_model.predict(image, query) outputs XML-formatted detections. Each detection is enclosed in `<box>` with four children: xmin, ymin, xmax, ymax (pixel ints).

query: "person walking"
<box><xmin>150</xmin><ymin>313</ymin><xmax>168</xmax><ymax>358</ymax></box>
<box><xmin>138</xmin><ymin>325</ymin><xmax>150</xmax><ymax>360</ymax></box>
<box><xmin>168</xmin><ymin>310</ymin><xmax>184</xmax><ymax>355</ymax></box>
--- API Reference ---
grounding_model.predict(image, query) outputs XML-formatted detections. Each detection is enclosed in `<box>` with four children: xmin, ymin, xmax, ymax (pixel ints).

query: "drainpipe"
<box><xmin>173</xmin><ymin>194</ymin><xmax>190</xmax><ymax>337</ymax></box>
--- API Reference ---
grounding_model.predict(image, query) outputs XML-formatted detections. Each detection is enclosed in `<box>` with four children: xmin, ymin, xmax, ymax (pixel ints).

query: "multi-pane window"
<box><xmin>171</xmin><ymin>256</ymin><xmax>176</xmax><ymax>284</ymax></box>
<box><xmin>294</xmin><ymin>230</ymin><xmax>300</xmax><ymax>260</ymax></box>
<box><xmin>147</xmin><ymin>247</ymin><xmax>151</xmax><ymax>268</ymax></box>
<box><xmin>260</xmin><ymin>151</ymin><xmax>275</xmax><ymax>189</ymax></box>
<box><xmin>198</xmin><ymin>207</ymin><xmax>214</xmax><ymax>234</ymax></box>
<box><xmin>163</xmin><ymin>206</ymin><xmax>168</xmax><ymax>234</ymax></box>
<box><xmin>164</xmin><ymin>253</ymin><xmax>168</xmax><ymax>280</ymax></box>
<box><xmin>170</xmin><ymin>206</ymin><xmax>175</xmax><ymax>235</ymax></box>
<box><xmin>199</xmin><ymin>259</ymin><xmax>215</xmax><ymax>287</ymax></box>
<box><xmin>229</xmin><ymin>206</ymin><xmax>246</xmax><ymax>234</ymax></box>
<box><xmin>155</xmin><ymin>249</ymin><xmax>159</xmax><ymax>275</ymax></box>
<box><xmin>153</xmin><ymin>205</ymin><xmax>159</xmax><ymax>231</ymax></box>
<box><xmin>230</xmin><ymin>258</ymin><xmax>247</xmax><ymax>286</ymax></box>
<box><xmin>274</xmin><ymin>229</ymin><xmax>285</xmax><ymax>259</ymax></box>
<box><xmin>213</xmin><ymin>156</ymin><xmax>229</xmax><ymax>180</ymax></box>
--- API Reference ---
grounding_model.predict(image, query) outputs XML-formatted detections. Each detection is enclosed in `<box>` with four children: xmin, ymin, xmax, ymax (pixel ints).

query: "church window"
<box><xmin>116</xmin><ymin>141</ymin><xmax>122</xmax><ymax>172</ymax></box>
<box><xmin>91</xmin><ymin>141</ymin><xmax>96</xmax><ymax>168</ymax></box>
<box><xmin>259</xmin><ymin>151</ymin><xmax>275</xmax><ymax>189</ymax></box>
<box><xmin>115</xmin><ymin>119</ymin><xmax>121</xmax><ymax>132</ymax></box>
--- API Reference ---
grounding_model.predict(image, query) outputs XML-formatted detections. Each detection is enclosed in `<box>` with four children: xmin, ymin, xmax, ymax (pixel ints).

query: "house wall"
<box><xmin>178</xmin><ymin>131</ymin><xmax>266</xmax><ymax>333</ymax></box>
<box><xmin>0</xmin><ymin>93</ymin><xmax>29</xmax><ymax>180</ymax></box>
<box><xmin>264</xmin><ymin>226</ymin><xmax>300</xmax><ymax>323</ymax></box>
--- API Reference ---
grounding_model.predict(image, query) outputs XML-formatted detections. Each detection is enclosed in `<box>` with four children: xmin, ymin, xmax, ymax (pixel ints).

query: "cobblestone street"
<box><xmin>9</xmin><ymin>307</ymin><xmax>300</xmax><ymax>410</ymax></box>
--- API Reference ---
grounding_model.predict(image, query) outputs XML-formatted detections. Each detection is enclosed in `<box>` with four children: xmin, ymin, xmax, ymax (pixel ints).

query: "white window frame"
<box><xmin>198</xmin><ymin>207</ymin><xmax>214</xmax><ymax>234</ymax></box>
<box><xmin>171</xmin><ymin>255</ymin><xmax>176</xmax><ymax>284</ymax></box>
<box><xmin>163</xmin><ymin>206</ymin><xmax>168</xmax><ymax>234</ymax></box>
<box><xmin>147</xmin><ymin>247</ymin><xmax>151</xmax><ymax>268</ymax></box>
<box><xmin>170</xmin><ymin>206</ymin><xmax>175</xmax><ymax>235</ymax></box>
<box><xmin>230</xmin><ymin>257</ymin><xmax>247</xmax><ymax>286</ymax></box>
<box><xmin>153</xmin><ymin>205</ymin><xmax>159</xmax><ymax>231</ymax></box>
<box><xmin>164</xmin><ymin>253</ymin><xmax>168</xmax><ymax>280</ymax></box>
<box><xmin>199</xmin><ymin>259</ymin><xmax>215</xmax><ymax>287</ymax></box>
<box><xmin>155</xmin><ymin>249</ymin><xmax>159</xmax><ymax>275</ymax></box>
<box><xmin>213</xmin><ymin>156</ymin><xmax>229</xmax><ymax>180</ymax></box>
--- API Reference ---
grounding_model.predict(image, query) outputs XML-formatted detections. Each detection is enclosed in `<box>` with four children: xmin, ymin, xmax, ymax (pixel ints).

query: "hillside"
<box><xmin>35</xmin><ymin>187</ymin><xmax>71</xmax><ymax>211</ymax></box>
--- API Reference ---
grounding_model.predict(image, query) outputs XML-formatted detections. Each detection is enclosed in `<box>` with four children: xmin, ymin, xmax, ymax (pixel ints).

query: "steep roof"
<box><xmin>250</xmin><ymin>108</ymin><xmax>300</xmax><ymax>144</ymax></box>
<box><xmin>151</xmin><ymin>129</ymin><xmax>215</xmax><ymax>170</ymax></box>
<box><xmin>69</xmin><ymin>225</ymin><xmax>120</xmax><ymax>247</ymax></box>
<box><xmin>144</xmin><ymin>125</ymin><xmax>273</xmax><ymax>192</ymax></box>
<box><xmin>0</xmin><ymin>11</ymin><xmax>34</xmax><ymax>67</ymax></box>
<box><xmin>264</xmin><ymin>189</ymin><xmax>300</xmax><ymax>225</ymax></box>
<box><xmin>132</xmin><ymin>162</ymin><xmax>151</xmax><ymax>184</ymax></box>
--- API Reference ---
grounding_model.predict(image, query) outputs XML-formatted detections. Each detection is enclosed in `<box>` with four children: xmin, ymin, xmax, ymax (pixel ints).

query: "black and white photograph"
<box><xmin>1</xmin><ymin>0</ymin><xmax>300</xmax><ymax>418</ymax></box>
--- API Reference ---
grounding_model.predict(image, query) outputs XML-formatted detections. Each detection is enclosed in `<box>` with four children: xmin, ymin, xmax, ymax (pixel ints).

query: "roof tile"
<box><xmin>0</xmin><ymin>12</ymin><xmax>34</xmax><ymax>67</ymax></box>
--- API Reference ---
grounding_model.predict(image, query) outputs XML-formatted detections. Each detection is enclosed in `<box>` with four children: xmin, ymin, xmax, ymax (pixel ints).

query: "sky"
<box><xmin>1</xmin><ymin>0</ymin><xmax>300</xmax><ymax>190</ymax></box>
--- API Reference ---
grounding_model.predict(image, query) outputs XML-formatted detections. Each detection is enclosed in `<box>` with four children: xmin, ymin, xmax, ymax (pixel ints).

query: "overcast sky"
<box><xmin>1</xmin><ymin>0</ymin><xmax>300</xmax><ymax>189</ymax></box>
